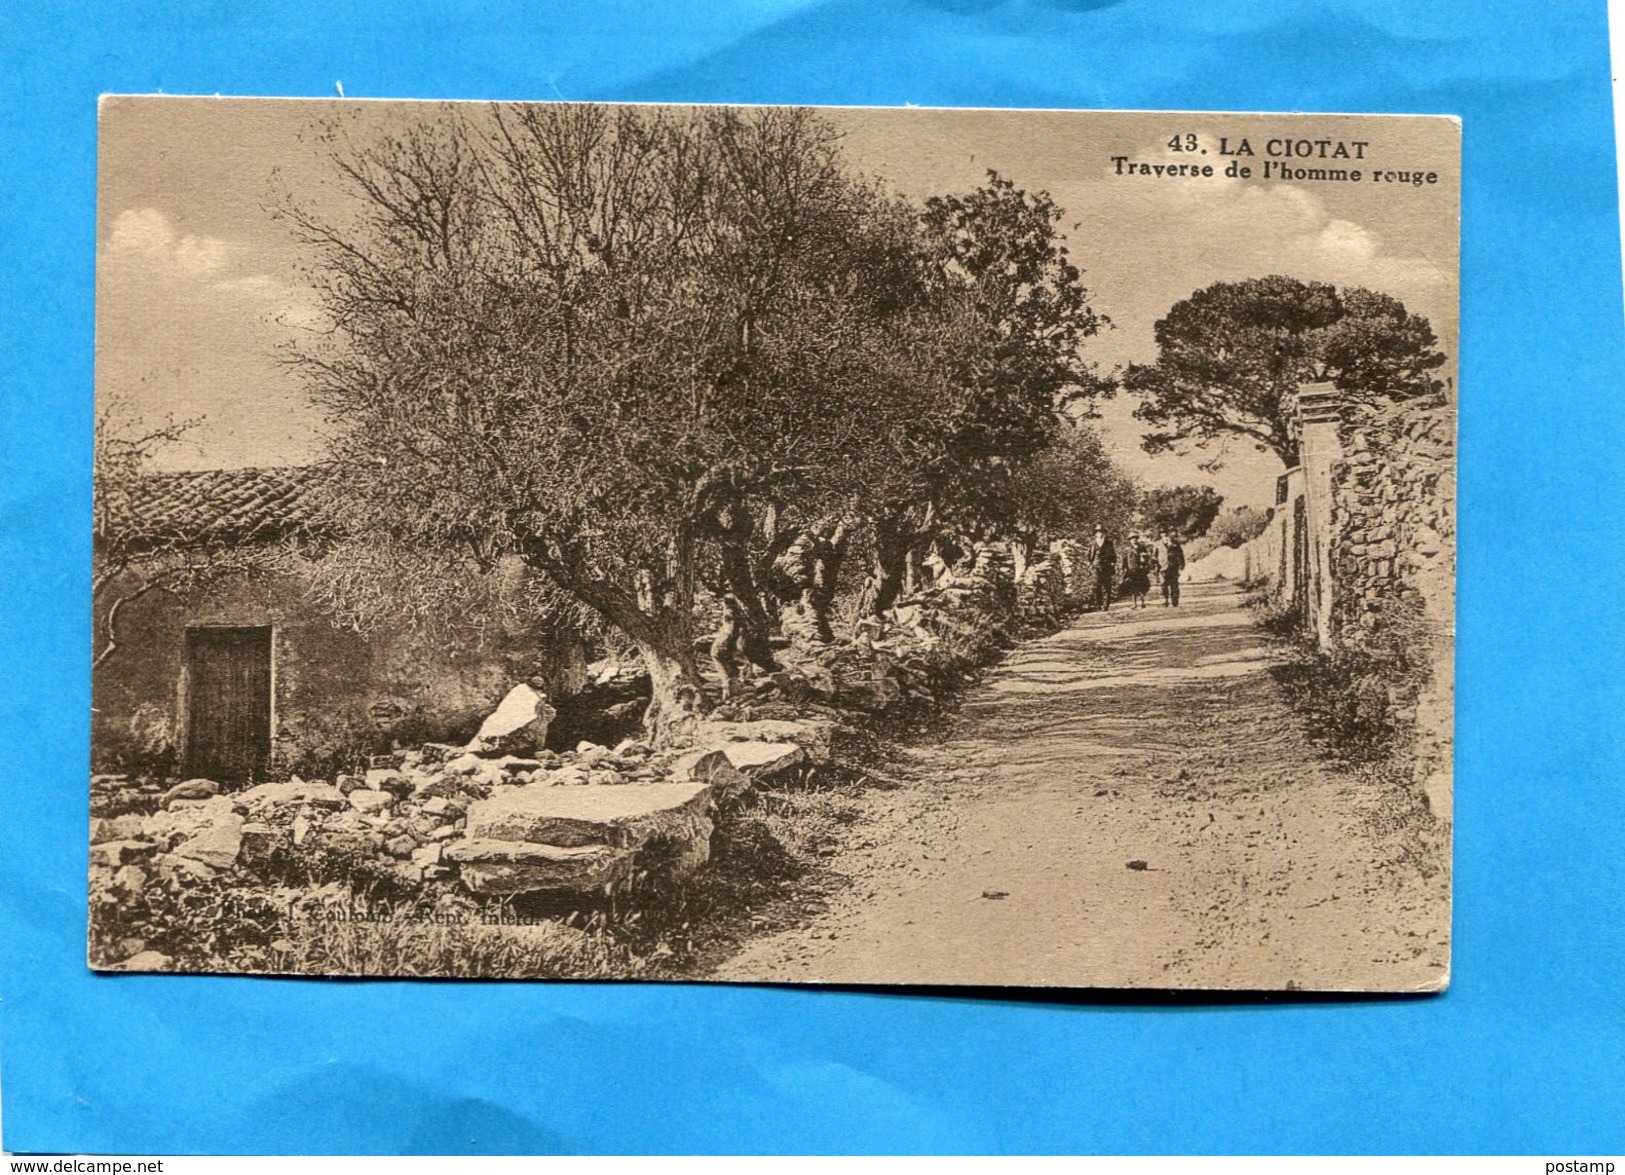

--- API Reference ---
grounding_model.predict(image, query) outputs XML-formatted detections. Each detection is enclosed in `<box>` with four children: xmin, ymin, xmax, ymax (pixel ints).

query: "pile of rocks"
<box><xmin>755</xmin><ymin>540</ymin><xmax>1034</xmax><ymax>714</ymax></box>
<box><xmin>1047</xmin><ymin>538</ymin><xmax>1091</xmax><ymax>604</ymax></box>
<box><xmin>89</xmin><ymin>684</ymin><xmax>835</xmax><ymax>915</ymax></box>
<box><xmin>1017</xmin><ymin>555</ymin><xmax>1069</xmax><ymax>630</ymax></box>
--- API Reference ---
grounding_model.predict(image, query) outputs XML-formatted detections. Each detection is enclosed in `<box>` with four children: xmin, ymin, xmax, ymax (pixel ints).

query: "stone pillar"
<box><xmin>1293</xmin><ymin>383</ymin><xmax>1344</xmax><ymax>649</ymax></box>
<box><xmin>1278</xmin><ymin>466</ymin><xmax>1304</xmax><ymax>605</ymax></box>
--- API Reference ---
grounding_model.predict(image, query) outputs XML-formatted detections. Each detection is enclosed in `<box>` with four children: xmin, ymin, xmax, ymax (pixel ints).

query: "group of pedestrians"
<box><xmin>1089</xmin><ymin>527</ymin><xmax>1185</xmax><ymax>612</ymax></box>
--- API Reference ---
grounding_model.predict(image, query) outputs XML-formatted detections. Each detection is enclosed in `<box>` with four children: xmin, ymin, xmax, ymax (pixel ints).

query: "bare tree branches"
<box><xmin>92</xmin><ymin>397</ymin><xmax>262</xmax><ymax>671</ymax></box>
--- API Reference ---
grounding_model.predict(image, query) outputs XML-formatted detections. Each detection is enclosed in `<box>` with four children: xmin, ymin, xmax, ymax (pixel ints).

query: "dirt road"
<box><xmin>713</xmin><ymin>581</ymin><xmax>1449</xmax><ymax>991</ymax></box>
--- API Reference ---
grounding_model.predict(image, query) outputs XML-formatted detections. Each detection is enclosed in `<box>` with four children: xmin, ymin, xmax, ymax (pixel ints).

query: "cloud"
<box><xmin>99</xmin><ymin>206</ymin><xmax>331</xmax><ymax>470</ymax></box>
<box><xmin>1315</xmin><ymin>217</ymin><xmax>1378</xmax><ymax>264</ymax></box>
<box><xmin>105</xmin><ymin>206</ymin><xmax>325</xmax><ymax>334</ymax></box>
<box><xmin>108</xmin><ymin>207</ymin><xmax>232</xmax><ymax>275</ymax></box>
<box><xmin>1106</xmin><ymin>145</ymin><xmax>1450</xmax><ymax>300</ymax></box>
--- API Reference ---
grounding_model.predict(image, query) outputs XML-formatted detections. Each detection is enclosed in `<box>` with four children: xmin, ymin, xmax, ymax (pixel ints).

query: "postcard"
<box><xmin>90</xmin><ymin>99</ymin><xmax>1455</xmax><ymax>989</ymax></box>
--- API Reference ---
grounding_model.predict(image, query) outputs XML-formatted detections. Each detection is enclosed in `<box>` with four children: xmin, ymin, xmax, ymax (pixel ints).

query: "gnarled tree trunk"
<box><xmin>802</xmin><ymin>519</ymin><xmax>848</xmax><ymax>642</ymax></box>
<box><xmin>859</xmin><ymin>513</ymin><xmax>912</xmax><ymax>622</ymax></box>
<box><xmin>520</xmin><ymin>534</ymin><xmax>708</xmax><ymax>748</ymax></box>
<box><xmin>704</xmin><ymin>492</ymin><xmax>780</xmax><ymax>679</ymax></box>
<box><xmin>770</xmin><ymin>516</ymin><xmax>851</xmax><ymax>644</ymax></box>
<box><xmin>635</xmin><ymin>631</ymin><xmax>706</xmax><ymax>747</ymax></box>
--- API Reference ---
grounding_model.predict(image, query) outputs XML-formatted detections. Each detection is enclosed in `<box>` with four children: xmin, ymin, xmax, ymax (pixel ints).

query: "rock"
<box><xmin>493</xmin><ymin>756</ymin><xmax>543</xmax><ymax>771</ymax></box>
<box><xmin>451</xmin><ymin>781</ymin><xmax>716</xmax><ymax>894</ymax></box>
<box><xmin>89</xmin><ymin>864</ymin><xmax>118</xmax><ymax>901</ymax></box>
<box><xmin>410</xmin><ymin>843</ymin><xmax>443</xmax><ymax>867</ymax></box>
<box><xmin>173</xmin><ymin>813</ymin><xmax>245</xmax><ymax>870</ymax></box>
<box><xmin>427</xmin><ymin>824</ymin><xmax>460</xmax><ymax>841</ymax></box>
<box><xmin>420</xmin><ymin>742</ymin><xmax>462</xmax><ymax>765</ymax></box>
<box><xmin>613</xmin><ymin>740</ymin><xmax>652</xmax><ymax>760</ymax></box>
<box><xmin>604</xmin><ymin>699</ymin><xmax>647</xmax><ymax>723</ymax></box>
<box><xmin>336</xmin><ymin>774</ymin><xmax>366</xmax><ymax>795</ymax></box>
<box><xmin>117</xmin><ymin>950</ymin><xmax>173</xmax><ymax>972</ymax></box>
<box><xmin>370</xmin><ymin>772</ymin><xmax>416</xmax><ymax>798</ymax></box>
<box><xmin>238</xmin><ymin>822</ymin><xmax>285</xmax><ymax>866</ymax></box>
<box><xmin>698</xmin><ymin>717</ymin><xmax>835</xmax><ymax>764</ymax></box>
<box><xmin>91</xmin><ymin>773</ymin><xmax>131</xmax><ymax>788</ymax></box>
<box><xmin>162</xmin><ymin>853</ymin><xmax>216</xmax><ymax>884</ymax></box>
<box><xmin>91</xmin><ymin>814</ymin><xmax>146</xmax><ymax>843</ymax></box>
<box><xmin>768</xmin><ymin>669</ymin><xmax>817</xmax><ymax>703</ymax></box>
<box><xmin>416</xmin><ymin>775</ymin><xmax>463</xmax><ymax>799</ymax></box>
<box><xmin>291</xmin><ymin>814</ymin><xmax>311</xmax><ymax>846</ymax></box>
<box><xmin>162</xmin><ymin>779</ymin><xmax>220</xmax><ymax>808</ymax></box>
<box><xmin>587</xmin><ymin>769</ymin><xmax>626</xmax><ymax>787</ymax></box>
<box><xmin>113</xmin><ymin>863</ymin><xmax>149</xmax><ymax>893</ymax></box>
<box><xmin>712</xmin><ymin>740</ymin><xmax>806</xmax><ymax>780</ymax></box>
<box><xmin>240</xmin><ymin>780</ymin><xmax>347</xmax><ymax>811</ymax></box>
<box><xmin>347</xmin><ymin>790</ymin><xmax>392</xmax><ymax>816</ymax></box>
<box><xmin>464</xmin><ymin>780</ymin><xmax>711</xmax><ymax>845</ymax></box>
<box><xmin>467</xmin><ymin>684</ymin><xmax>556</xmax><ymax>755</ymax></box>
<box><xmin>670</xmin><ymin>749</ymin><xmax>752</xmax><ymax>800</ymax></box>
<box><xmin>575</xmin><ymin>741</ymin><xmax>610</xmax><ymax>766</ymax></box>
<box><xmin>445</xmin><ymin>840</ymin><xmax>624</xmax><ymax>894</ymax></box>
<box><xmin>90</xmin><ymin>841</ymin><xmax>138</xmax><ymax>868</ymax></box>
<box><xmin>142</xmin><ymin>794</ymin><xmax>234</xmax><ymax>844</ymax></box>
<box><xmin>421</xmin><ymin>796</ymin><xmax>452</xmax><ymax>818</ymax></box>
<box><xmin>385</xmin><ymin>834</ymin><xmax>418</xmax><ymax>859</ymax></box>
<box><xmin>444</xmin><ymin>753</ymin><xmax>486</xmax><ymax>776</ymax></box>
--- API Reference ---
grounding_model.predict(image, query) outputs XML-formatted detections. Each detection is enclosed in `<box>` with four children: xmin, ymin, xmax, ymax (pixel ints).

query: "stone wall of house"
<box><xmin>92</xmin><ymin>568</ymin><xmax>589</xmax><ymax>780</ymax></box>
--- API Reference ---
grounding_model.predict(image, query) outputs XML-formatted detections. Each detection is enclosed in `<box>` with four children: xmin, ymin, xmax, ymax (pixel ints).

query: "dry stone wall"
<box><xmin>1330</xmin><ymin>397</ymin><xmax>1457</xmax><ymax>813</ymax></box>
<box><xmin>1231</xmin><ymin>388</ymin><xmax>1456</xmax><ymax>814</ymax></box>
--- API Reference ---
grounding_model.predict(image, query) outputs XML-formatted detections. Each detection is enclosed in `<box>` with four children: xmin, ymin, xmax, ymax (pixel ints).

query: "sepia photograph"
<box><xmin>89</xmin><ymin>98</ymin><xmax>1457</xmax><ymax>989</ymax></box>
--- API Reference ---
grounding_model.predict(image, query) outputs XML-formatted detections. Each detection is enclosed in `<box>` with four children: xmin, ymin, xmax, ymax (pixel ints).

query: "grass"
<box><xmin>1241</xmin><ymin>584</ymin><xmax>1448</xmax><ymax>885</ymax></box>
<box><xmin>1245</xmin><ymin>587</ymin><xmax>1413</xmax><ymax>763</ymax></box>
<box><xmin>272</xmin><ymin>903</ymin><xmax>628</xmax><ymax>978</ymax></box>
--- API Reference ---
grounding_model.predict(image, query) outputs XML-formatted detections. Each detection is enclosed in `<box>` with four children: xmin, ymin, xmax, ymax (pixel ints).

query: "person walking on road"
<box><xmin>1090</xmin><ymin>526</ymin><xmax>1117</xmax><ymax>611</ymax></box>
<box><xmin>1121</xmin><ymin>532</ymin><xmax>1153</xmax><ymax>608</ymax></box>
<box><xmin>1161</xmin><ymin>532</ymin><xmax>1185</xmax><ymax>607</ymax></box>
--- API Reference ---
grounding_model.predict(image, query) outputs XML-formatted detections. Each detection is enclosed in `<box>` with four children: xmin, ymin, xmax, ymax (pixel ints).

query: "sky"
<box><xmin>96</xmin><ymin>98</ymin><xmax>1459</xmax><ymax>509</ymax></box>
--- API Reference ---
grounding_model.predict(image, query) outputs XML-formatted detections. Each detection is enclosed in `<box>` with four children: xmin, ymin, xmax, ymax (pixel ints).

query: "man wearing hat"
<box><xmin>1161</xmin><ymin>531</ymin><xmax>1186</xmax><ymax>607</ymax></box>
<box><xmin>1090</xmin><ymin>526</ymin><xmax>1117</xmax><ymax>611</ymax></box>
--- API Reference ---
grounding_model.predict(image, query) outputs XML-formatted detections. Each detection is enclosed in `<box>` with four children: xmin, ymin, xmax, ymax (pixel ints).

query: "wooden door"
<box><xmin>184</xmin><ymin>626</ymin><xmax>272</xmax><ymax>782</ymax></box>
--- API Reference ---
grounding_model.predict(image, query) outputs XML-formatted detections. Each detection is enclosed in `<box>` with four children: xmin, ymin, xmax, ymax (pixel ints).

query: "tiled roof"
<box><xmin>101</xmin><ymin>465</ymin><xmax>337</xmax><ymax>548</ymax></box>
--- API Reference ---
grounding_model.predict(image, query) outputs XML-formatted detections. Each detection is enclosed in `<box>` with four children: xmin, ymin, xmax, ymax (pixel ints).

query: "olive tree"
<box><xmin>287</xmin><ymin>104</ymin><xmax>938</xmax><ymax>740</ymax></box>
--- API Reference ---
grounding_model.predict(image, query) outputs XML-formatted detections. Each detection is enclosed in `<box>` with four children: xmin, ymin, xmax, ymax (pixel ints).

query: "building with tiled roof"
<box><xmin>97</xmin><ymin>464</ymin><xmax>338</xmax><ymax>550</ymax></box>
<box><xmin>93</xmin><ymin>464</ymin><xmax>589</xmax><ymax>783</ymax></box>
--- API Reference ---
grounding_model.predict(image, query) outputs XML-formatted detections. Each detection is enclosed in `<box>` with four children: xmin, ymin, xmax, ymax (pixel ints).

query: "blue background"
<box><xmin>2</xmin><ymin>0</ymin><xmax>1622</xmax><ymax>1155</ymax></box>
